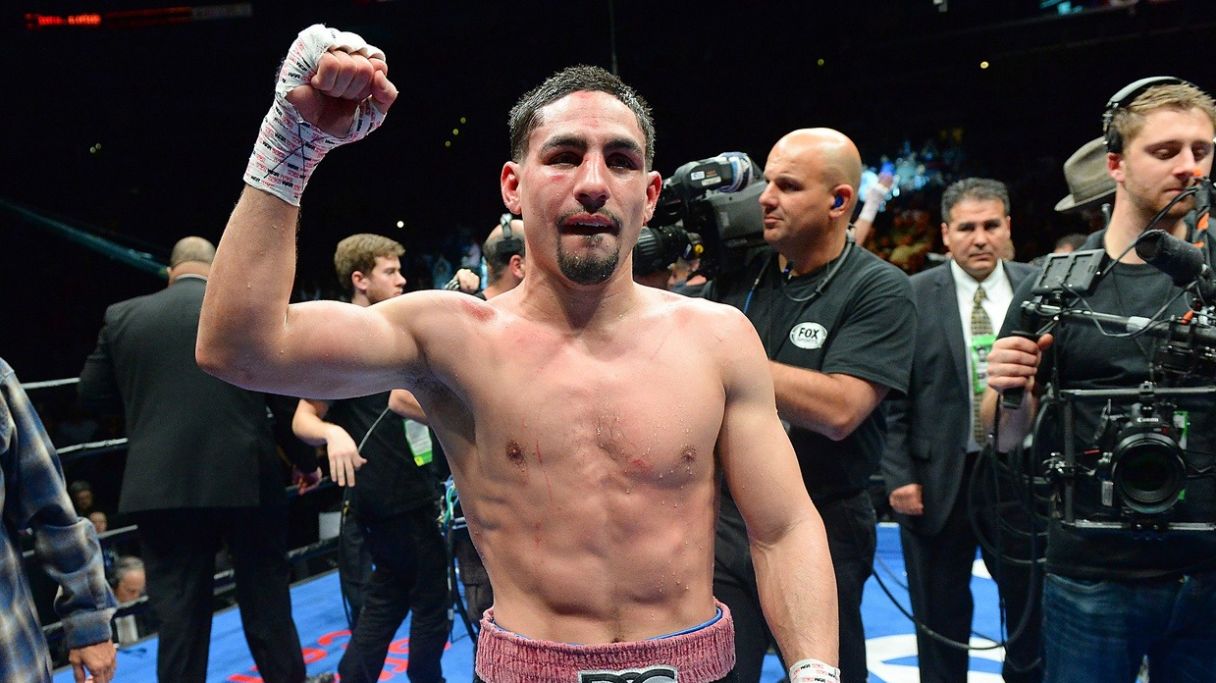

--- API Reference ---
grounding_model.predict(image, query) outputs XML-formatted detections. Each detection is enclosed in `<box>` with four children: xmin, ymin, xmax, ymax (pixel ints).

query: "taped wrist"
<box><xmin>244</xmin><ymin>24</ymin><xmax>388</xmax><ymax>206</ymax></box>
<box><xmin>789</xmin><ymin>658</ymin><xmax>841</xmax><ymax>683</ymax></box>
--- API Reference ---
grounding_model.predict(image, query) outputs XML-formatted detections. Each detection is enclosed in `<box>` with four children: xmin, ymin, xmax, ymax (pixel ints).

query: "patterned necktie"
<box><xmin>971</xmin><ymin>287</ymin><xmax>993</xmax><ymax>446</ymax></box>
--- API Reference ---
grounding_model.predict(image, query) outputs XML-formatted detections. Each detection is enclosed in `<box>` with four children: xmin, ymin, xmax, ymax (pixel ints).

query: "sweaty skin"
<box><xmin>426</xmin><ymin>285</ymin><xmax>746</xmax><ymax>642</ymax></box>
<box><xmin>199</xmin><ymin>47</ymin><xmax>836</xmax><ymax>660</ymax></box>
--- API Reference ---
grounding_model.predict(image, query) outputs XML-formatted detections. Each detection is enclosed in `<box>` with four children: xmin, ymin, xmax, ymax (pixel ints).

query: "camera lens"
<box><xmin>1111</xmin><ymin>430</ymin><xmax>1186</xmax><ymax>514</ymax></box>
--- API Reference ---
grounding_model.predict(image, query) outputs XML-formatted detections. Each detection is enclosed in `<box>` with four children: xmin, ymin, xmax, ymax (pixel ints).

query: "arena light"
<box><xmin>26</xmin><ymin>13</ymin><xmax>102</xmax><ymax>28</ymax></box>
<box><xmin>24</xmin><ymin>3</ymin><xmax>252</xmax><ymax>30</ymax></box>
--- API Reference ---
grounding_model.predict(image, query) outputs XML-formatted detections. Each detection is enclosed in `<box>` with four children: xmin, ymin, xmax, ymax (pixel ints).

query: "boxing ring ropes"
<box><xmin>9</xmin><ymin>197</ymin><xmax>481</xmax><ymax>653</ymax></box>
<box><xmin>21</xmin><ymin>375</ymin><xmax>480</xmax><ymax>655</ymax></box>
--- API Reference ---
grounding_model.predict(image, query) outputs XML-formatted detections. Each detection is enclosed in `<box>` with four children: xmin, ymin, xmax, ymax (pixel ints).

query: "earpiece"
<box><xmin>832</xmin><ymin>195</ymin><xmax>844</xmax><ymax>209</ymax></box>
<box><xmin>1103</xmin><ymin>76</ymin><xmax>1190</xmax><ymax>153</ymax></box>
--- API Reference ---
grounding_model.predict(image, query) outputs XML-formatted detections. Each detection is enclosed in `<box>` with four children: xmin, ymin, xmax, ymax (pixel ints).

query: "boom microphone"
<box><xmin>1135</xmin><ymin>229</ymin><xmax>1209</xmax><ymax>286</ymax></box>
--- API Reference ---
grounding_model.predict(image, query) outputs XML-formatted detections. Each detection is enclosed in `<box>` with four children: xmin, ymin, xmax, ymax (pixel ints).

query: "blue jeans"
<box><xmin>1042</xmin><ymin>571</ymin><xmax>1216</xmax><ymax>683</ymax></box>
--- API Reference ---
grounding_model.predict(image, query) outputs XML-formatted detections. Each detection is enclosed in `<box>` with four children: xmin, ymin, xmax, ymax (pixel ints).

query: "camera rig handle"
<box><xmin>1000</xmin><ymin>330</ymin><xmax>1045</xmax><ymax>410</ymax></box>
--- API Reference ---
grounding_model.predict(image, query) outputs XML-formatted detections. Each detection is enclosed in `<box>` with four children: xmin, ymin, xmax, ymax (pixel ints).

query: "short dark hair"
<box><xmin>941</xmin><ymin>178</ymin><xmax>1010</xmax><ymax>223</ymax></box>
<box><xmin>1055</xmin><ymin>233</ymin><xmax>1088</xmax><ymax>251</ymax></box>
<box><xmin>484</xmin><ymin>220</ymin><xmax>526</xmax><ymax>283</ymax></box>
<box><xmin>508</xmin><ymin>65</ymin><xmax>656</xmax><ymax>170</ymax></box>
<box><xmin>68</xmin><ymin>480</ymin><xmax>92</xmax><ymax>495</ymax></box>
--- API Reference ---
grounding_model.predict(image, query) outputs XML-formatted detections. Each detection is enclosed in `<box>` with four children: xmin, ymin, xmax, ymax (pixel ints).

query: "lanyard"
<box><xmin>742</xmin><ymin>238</ymin><xmax>854</xmax><ymax>360</ymax></box>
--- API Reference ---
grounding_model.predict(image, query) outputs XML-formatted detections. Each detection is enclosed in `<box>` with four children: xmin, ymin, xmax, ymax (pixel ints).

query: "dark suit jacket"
<box><xmin>881</xmin><ymin>260</ymin><xmax>1036</xmax><ymax>535</ymax></box>
<box><xmin>79</xmin><ymin>277</ymin><xmax>288</xmax><ymax>514</ymax></box>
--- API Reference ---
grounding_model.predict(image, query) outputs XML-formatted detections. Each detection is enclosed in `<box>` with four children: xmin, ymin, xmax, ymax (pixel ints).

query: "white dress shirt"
<box><xmin>950</xmin><ymin>259</ymin><xmax>1014</xmax><ymax>452</ymax></box>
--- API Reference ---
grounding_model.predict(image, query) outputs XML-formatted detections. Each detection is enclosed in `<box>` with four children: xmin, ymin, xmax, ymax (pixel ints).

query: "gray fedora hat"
<box><xmin>1056</xmin><ymin>137</ymin><xmax>1116</xmax><ymax>213</ymax></box>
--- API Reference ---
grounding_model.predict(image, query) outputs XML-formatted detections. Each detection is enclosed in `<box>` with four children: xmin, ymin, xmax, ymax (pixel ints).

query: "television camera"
<box><xmin>632</xmin><ymin>152</ymin><xmax>766</xmax><ymax>277</ymax></box>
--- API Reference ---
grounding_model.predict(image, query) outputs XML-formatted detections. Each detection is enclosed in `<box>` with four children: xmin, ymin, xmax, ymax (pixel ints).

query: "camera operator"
<box><xmin>704</xmin><ymin>128</ymin><xmax>915</xmax><ymax>683</ymax></box>
<box><xmin>445</xmin><ymin>217</ymin><xmax>526</xmax><ymax>298</ymax></box>
<box><xmin>481</xmin><ymin>216</ymin><xmax>527</xmax><ymax>299</ymax></box>
<box><xmin>633</xmin><ymin>254</ymin><xmax>674</xmax><ymax>290</ymax></box>
<box><xmin>983</xmin><ymin>79</ymin><xmax>1216</xmax><ymax>681</ymax></box>
<box><xmin>292</xmin><ymin>234</ymin><xmax>449</xmax><ymax>683</ymax></box>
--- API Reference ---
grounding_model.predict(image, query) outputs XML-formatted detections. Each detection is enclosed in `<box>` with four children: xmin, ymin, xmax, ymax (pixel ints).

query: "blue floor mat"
<box><xmin>56</xmin><ymin>523</ymin><xmax>1013</xmax><ymax>682</ymax></box>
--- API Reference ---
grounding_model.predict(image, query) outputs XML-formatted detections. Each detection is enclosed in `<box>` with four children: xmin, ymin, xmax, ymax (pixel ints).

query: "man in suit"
<box><xmin>882</xmin><ymin>178</ymin><xmax>1042</xmax><ymax>683</ymax></box>
<box><xmin>79</xmin><ymin>236</ymin><xmax>328</xmax><ymax>683</ymax></box>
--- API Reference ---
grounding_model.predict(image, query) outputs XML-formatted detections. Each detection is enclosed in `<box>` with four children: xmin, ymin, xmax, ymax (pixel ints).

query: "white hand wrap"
<box><xmin>789</xmin><ymin>658</ymin><xmax>841</xmax><ymax>683</ymax></box>
<box><xmin>243</xmin><ymin>24</ymin><xmax>388</xmax><ymax>206</ymax></box>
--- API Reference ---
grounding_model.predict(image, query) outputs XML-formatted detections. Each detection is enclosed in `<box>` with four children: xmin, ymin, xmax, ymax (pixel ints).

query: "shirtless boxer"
<box><xmin>197</xmin><ymin>25</ymin><xmax>838</xmax><ymax>683</ymax></box>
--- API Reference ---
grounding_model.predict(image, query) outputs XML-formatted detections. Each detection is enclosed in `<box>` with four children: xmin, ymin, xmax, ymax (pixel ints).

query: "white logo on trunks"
<box><xmin>789</xmin><ymin>322</ymin><xmax>828</xmax><ymax>349</ymax></box>
<box><xmin>578</xmin><ymin>666</ymin><xmax>678</xmax><ymax>682</ymax></box>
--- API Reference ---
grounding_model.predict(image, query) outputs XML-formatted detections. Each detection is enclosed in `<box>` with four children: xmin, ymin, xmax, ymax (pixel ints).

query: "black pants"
<box><xmin>135</xmin><ymin>505</ymin><xmax>305</xmax><ymax>683</ymax></box>
<box><xmin>338</xmin><ymin>505</ymin><xmax>452</xmax><ymax>683</ymax></box>
<box><xmin>715</xmin><ymin>491</ymin><xmax>875</xmax><ymax>683</ymax></box>
<box><xmin>454</xmin><ymin>532</ymin><xmax>493</xmax><ymax>622</ymax></box>
<box><xmin>899</xmin><ymin>453</ymin><xmax>1044</xmax><ymax>683</ymax></box>
<box><xmin>339</xmin><ymin>488</ymin><xmax>374</xmax><ymax>628</ymax></box>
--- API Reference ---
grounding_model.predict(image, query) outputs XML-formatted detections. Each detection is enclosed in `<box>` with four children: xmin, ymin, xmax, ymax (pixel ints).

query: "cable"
<box><xmin>868</xmin><ymin>558</ymin><xmax>1004</xmax><ymax>652</ymax></box>
<box><xmin>982</xmin><ymin>393</ymin><xmax>1046</xmax><ymax>674</ymax></box>
<box><xmin>1059</xmin><ymin>288</ymin><xmax>1190</xmax><ymax>341</ymax></box>
<box><xmin>1094</xmin><ymin>185</ymin><xmax>1201</xmax><ymax>281</ymax></box>
<box><xmin>871</xmin><ymin>450</ymin><xmax>1046</xmax><ymax>660</ymax></box>
<box><xmin>441</xmin><ymin>478</ymin><xmax>479</xmax><ymax>650</ymax></box>
<box><xmin>336</xmin><ymin>403</ymin><xmax>395</xmax><ymax>630</ymax></box>
<box><xmin>968</xmin><ymin>454</ymin><xmax>1048</xmax><ymax>561</ymax></box>
<box><xmin>338</xmin><ymin>492</ymin><xmax>357</xmax><ymax>630</ymax></box>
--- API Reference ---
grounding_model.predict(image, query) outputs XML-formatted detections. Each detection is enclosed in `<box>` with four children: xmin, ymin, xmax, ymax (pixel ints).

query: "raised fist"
<box><xmin>278</xmin><ymin>26</ymin><xmax>398</xmax><ymax>136</ymax></box>
<box><xmin>244</xmin><ymin>25</ymin><xmax>399</xmax><ymax>206</ymax></box>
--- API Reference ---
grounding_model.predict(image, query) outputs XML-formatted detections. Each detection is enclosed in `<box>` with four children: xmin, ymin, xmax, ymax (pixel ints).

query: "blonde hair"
<box><xmin>1109</xmin><ymin>83</ymin><xmax>1216</xmax><ymax>151</ymax></box>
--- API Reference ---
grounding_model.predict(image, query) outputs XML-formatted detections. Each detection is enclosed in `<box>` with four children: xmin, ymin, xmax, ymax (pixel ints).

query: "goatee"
<box><xmin>557</xmin><ymin>234</ymin><xmax>619</xmax><ymax>284</ymax></box>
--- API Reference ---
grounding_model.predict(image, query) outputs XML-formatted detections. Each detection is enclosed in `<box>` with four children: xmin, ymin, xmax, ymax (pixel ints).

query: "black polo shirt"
<box><xmin>705</xmin><ymin>242</ymin><xmax>916</xmax><ymax>501</ymax></box>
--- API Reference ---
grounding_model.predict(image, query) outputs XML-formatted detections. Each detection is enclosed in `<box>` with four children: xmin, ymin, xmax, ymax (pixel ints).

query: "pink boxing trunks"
<box><xmin>474</xmin><ymin>601</ymin><xmax>735</xmax><ymax>683</ymax></box>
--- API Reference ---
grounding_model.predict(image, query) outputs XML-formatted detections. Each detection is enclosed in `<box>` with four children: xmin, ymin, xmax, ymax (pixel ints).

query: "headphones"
<box><xmin>832</xmin><ymin>194</ymin><xmax>844</xmax><ymax>209</ymax></box>
<box><xmin>1103</xmin><ymin>76</ymin><xmax>1192</xmax><ymax>153</ymax></box>
<box><xmin>493</xmin><ymin>213</ymin><xmax>524</xmax><ymax>264</ymax></box>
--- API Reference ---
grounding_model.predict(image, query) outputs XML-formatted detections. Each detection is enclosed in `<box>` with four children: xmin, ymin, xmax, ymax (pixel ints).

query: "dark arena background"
<box><xmin>1</xmin><ymin>0</ymin><xmax>1214</xmax><ymax>381</ymax></box>
<box><xmin>4</xmin><ymin>2</ymin><xmax>1216</xmax><ymax>681</ymax></box>
<box><xmin>7</xmin><ymin>1</ymin><xmax>1216</xmax><ymax>680</ymax></box>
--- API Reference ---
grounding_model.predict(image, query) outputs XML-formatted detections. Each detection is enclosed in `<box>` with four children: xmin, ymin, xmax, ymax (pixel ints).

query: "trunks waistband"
<box><xmin>475</xmin><ymin>601</ymin><xmax>735</xmax><ymax>683</ymax></box>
